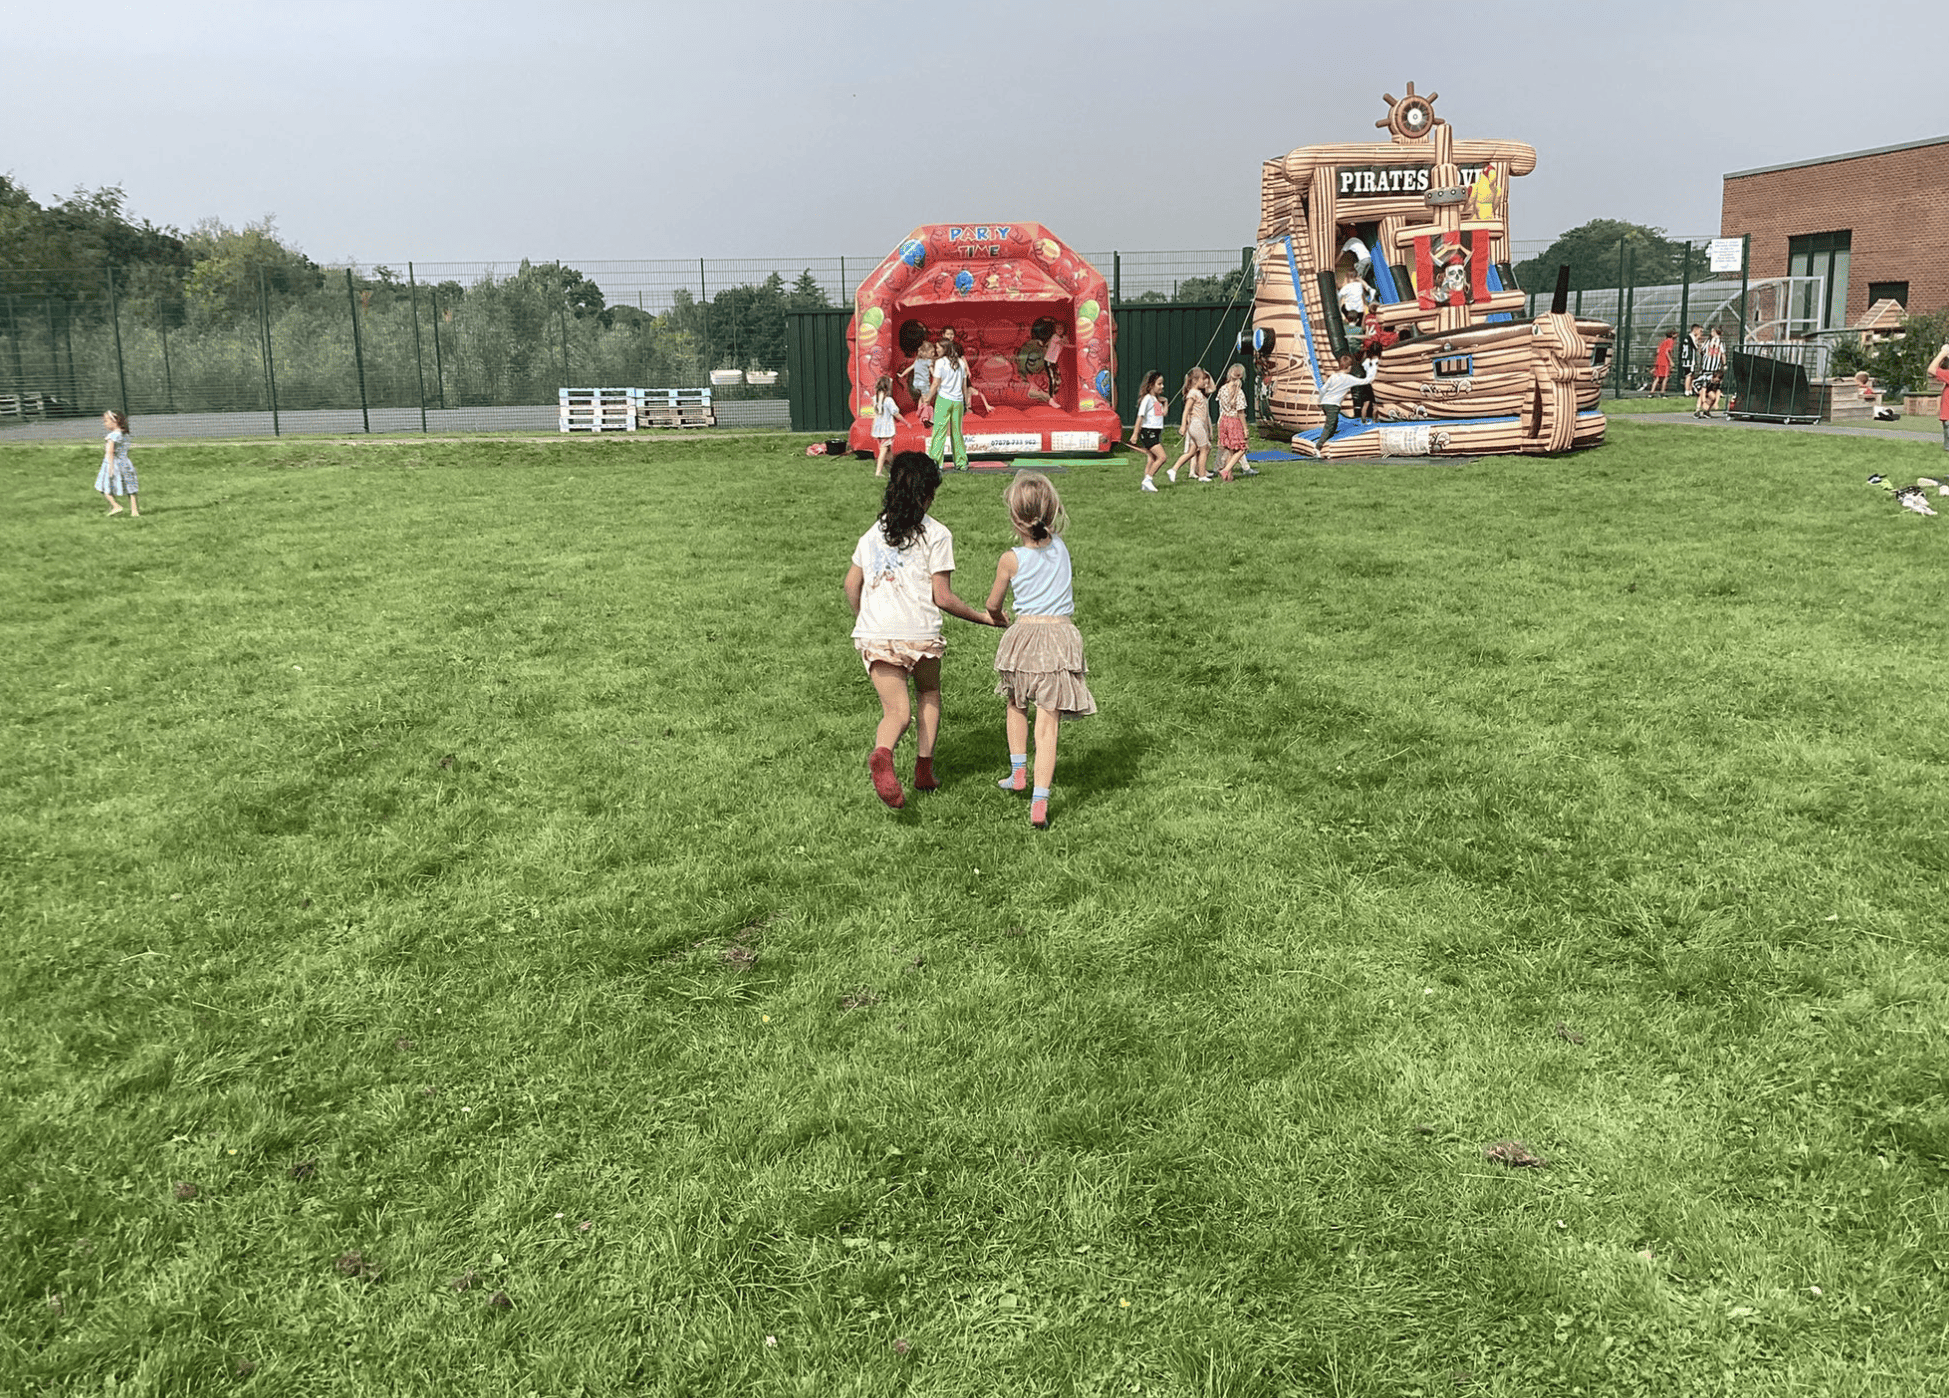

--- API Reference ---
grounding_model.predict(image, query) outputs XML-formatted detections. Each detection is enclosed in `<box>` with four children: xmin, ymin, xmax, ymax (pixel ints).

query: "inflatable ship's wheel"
<box><xmin>1376</xmin><ymin>82</ymin><xmax>1439</xmax><ymax>141</ymax></box>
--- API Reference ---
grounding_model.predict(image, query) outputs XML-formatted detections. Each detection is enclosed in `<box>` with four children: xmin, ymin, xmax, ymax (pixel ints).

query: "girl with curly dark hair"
<box><xmin>843</xmin><ymin>451</ymin><xmax>1007</xmax><ymax>808</ymax></box>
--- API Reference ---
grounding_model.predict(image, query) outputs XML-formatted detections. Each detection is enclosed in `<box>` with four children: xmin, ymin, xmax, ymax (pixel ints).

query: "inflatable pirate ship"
<box><xmin>1251</xmin><ymin>84</ymin><xmax>1612</xmax><ymax>458</ymax></box>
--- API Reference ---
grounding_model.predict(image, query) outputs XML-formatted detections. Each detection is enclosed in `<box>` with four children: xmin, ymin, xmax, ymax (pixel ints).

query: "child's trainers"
<box><xmin>1029</xmin><ymin>797</ymin><xmax>1049</xmax><ymax>829</ymax></box>
<box><xmin>998</xmin><ymin>765</ymin><xmax>1027</xmax><ymax>793</ymax></box>
<box><xmin>1140</xmin><ymin>477</ymin><xmax>1158</xmax><ymax>493</ymax></box>
<box><xmin>869</xmin><ymin>747</ymin><xmax>904</xmax><ymax>808</ymax></box>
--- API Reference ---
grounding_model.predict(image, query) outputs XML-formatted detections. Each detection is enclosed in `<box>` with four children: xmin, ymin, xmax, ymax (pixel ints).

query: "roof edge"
<box><xmin>1725</xmin><ymin>134</ymin><xmax>1949</xmax><ymax>180</ymax></box>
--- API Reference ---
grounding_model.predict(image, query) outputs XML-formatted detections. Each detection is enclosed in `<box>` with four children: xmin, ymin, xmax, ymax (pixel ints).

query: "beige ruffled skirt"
<box><xmin>994</xmin><ymin>616</ymin><xmax>1096</xmax><ymax>717</ymax></box>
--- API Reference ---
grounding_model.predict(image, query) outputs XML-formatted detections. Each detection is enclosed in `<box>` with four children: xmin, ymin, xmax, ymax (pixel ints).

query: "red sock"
<box><xmin>869</xmin><ymin>747</ymin><xmax>904</xmax><ymax>808</ymax></box>
<box><xmin>914</xmin><ymin>756</ymin><xmax>938</xmax><ymax>790</ymax></box>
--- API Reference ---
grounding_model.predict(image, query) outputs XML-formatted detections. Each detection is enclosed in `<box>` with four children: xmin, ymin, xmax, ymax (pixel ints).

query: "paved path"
<box><xmin>0</xmin><ymin>400</ymin><xmax>793</xmax><ymax>444</ymax></box>
<box><xmin>1611</xmin><ymin>411</ymin><xmax>1942</xmax><ymax>445</ymax></box>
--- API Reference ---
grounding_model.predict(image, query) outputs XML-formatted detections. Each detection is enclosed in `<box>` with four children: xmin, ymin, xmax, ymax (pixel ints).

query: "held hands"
<box><xmin>989</xmin><ymin>607</ymin><xmax>1011</xmax><ymax>628</ymax></box>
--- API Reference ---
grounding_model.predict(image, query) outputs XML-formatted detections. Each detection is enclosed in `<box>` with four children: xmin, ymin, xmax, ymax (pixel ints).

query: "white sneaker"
<box><xmin>1140</xmin><ymin>477</ymin><xmax>1159</xmax><ymax>493</ymax></box>
<box><xmin>1167</xmin><ymin>467</ymin><xmax>1179</xmax><ymax>484</ymax></box>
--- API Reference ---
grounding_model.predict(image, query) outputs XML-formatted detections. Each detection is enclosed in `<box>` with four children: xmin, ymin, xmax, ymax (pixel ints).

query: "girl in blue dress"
<box><xmin>95</xmin><ymin>410</ymin><xmax>138</xmax><ymax>516</ymax></box>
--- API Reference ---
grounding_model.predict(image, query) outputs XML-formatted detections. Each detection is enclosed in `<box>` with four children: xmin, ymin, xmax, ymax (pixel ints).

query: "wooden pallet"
<box><xmin>559</xmin><ymin>387</ymin><xmax>643</xmax><ymax>433</ymax></box>
<box><xmin>641</xmin><ymin>387</ymin><xmax>714</xmax><ymax>429</ymax></box>
<box><xmin>0</xmin><ymin>391</ymin><xmax>53</xmax><ymax>419</ymax></box>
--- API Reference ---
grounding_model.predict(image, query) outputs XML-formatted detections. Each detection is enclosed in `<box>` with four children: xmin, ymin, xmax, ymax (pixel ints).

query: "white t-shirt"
<box><xmin>851</xmin><ymin>515</ymin><xmax>956</xmax><ymax>642</ymax></box>
<box><xmin>872</xmin><ymin>394</ymin><xmax>899</xmax><ymax>439</ymax></box>
<box><xmin>931</xmin><ymin>357</ymin><xmax>968</xmax><ymax>403</ymax></box>
<box><xmin>1340</xmin><ymin>236</ymin><xmax>1372</xmax><ymax>277</ymax></box>
<box><xmin>1138</xmin><ymin>393</ymin><xmax>1165</xmax><ymax>429</ymax></box>
<box><xmin>1319</xmin><ymin>363</ymin><xmax>1376</xmax><ymax>407</ymax></box>
<box><xmin>1339</xmin><ymin>279</ymin><xmax>1372</xmax><ymax>317</ymax></box>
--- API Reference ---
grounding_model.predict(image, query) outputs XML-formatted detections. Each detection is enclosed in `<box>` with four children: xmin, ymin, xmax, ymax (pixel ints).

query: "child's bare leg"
<box><xmin>909</xmin><ymin>656</ymin><xmax>943</xmax><ymax>789</ymax></box>
<box><xmin>126</xmin><ymin>493</ymin><xmax>139</xmax><ymax>517</ymax></box>
<box><xmin>102</xmin><ymin>491</ymin><xmax>122</xmax><ymax>515</ymax></box>
<box><xmin>999</xmin><ymin>700</ymin><xmax>1030</xmax><ymax>791</ymax></box>
<box><xmin>911</xmin><ymin>656</ymin><xmax>942</xmax><ymax>758</ymax></box>
<box><xmin>1032</xmin><ymin>706</ymin><xmax>1059</xmax><ymax>789</ymax></box>
<box><xmin>1028</xmin><ymin>705</ymin><xmax>1059</xmax><ymax>828</ymax></box>
<box><xmin>875</xmin><ymin>442</ymin><xmax>890</xmax><ymax>476</ymax></box>
<box><xmin>869</xmin><ymin>662</ymin><xmax>913</xmax><ymax>752</ymax></box>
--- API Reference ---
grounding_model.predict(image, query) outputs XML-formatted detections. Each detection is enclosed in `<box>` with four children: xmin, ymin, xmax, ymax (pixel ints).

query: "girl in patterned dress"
<box><xmin>985</xmin><ymin>471</ymin><xmax>1094</xmax><ymax>830</ymax></box>
<box><xmin>95</xmin><ymin>410</ymin><xmax>138</xmax><ymax>516</ymax></box>
<box><xmin>844</xmin><ymin>451</ymin><xmax>1006</xmax><ymax>809</ymax></box>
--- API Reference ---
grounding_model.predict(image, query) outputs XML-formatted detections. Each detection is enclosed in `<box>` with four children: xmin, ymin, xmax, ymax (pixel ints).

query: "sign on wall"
<box><xmin>1706</xmin><ymin>238</ymin><xmax>1745</xmax><ymax>273</ymax></box>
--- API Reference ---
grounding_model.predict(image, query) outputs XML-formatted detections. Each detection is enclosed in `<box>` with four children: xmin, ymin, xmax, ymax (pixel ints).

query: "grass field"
<box><xmin>5</xmin><ymin>422</ymin><xmax>1949</xmax><ymax>1396</ymax></box>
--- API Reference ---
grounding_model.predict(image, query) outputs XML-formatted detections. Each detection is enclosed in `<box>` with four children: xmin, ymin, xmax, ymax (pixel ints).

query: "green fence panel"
<box><xmin>1110</xmin><ymin>300</ymin><xmax>1260</xmax><ymax>425</ymax></box>
<box><xmin>784</xmin><ymin>309</ymin><xmax>853</xmax><ymax>434</ymax></box>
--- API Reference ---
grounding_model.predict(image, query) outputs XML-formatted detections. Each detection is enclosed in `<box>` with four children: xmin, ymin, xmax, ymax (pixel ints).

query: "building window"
<box><xmin>1786</xmin><ymin>231</ymin><xmax>1851</xmax><ymax>332</ymax></box>
<box><xmin>1866</xmin><ymin>280</ymin><xmax>1909</xmax><ymax>310</ymax></box>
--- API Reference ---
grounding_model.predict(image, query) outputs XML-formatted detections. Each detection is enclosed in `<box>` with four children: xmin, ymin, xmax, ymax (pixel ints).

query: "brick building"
<box><xmin>1721</xmin><ymin>135</ymin><xmax>1949</xmax><ymax>331</ymax></box>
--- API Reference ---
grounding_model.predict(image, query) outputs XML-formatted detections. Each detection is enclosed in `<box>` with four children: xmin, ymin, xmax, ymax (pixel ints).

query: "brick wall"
<box><xmin>1721</xmin><ymin>139</ymin><xmax>1949</xmax><ymax>322</ymax></box>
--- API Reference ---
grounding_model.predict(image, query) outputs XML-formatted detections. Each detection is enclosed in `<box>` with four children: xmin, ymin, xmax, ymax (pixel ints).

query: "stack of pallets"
<box><xmin>558</xmin><ymin>387</ymin><xmax>643</xmax><ymax>433</ymax></box>
<box><xmin>640</xmin><ymin>387</ymin><xmax>714</xmax><ymax>430</ymax></box>
<box><xmin>0</xmin><ymin>392</ymin><xmax>53</xmax><ymax>419</ymax></box>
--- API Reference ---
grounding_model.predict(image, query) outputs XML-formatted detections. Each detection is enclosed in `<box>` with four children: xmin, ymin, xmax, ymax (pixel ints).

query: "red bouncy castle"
<box><xmin>846</xmin><ymin>223</ymin><xmax>1121</xmax><ymax>457</ymax></box>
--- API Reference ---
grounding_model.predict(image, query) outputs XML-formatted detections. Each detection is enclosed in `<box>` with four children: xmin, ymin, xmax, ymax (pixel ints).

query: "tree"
<box><xmin>181</xmin><ymin>217</ymin><xmax>323</xmax><ymax>328</ymax></box>
<box><xmin>1831</xmin><ymin>308</ymin><xmax>1949</xmax><ymax>394</ymax></box>
<box><xmin>1173</xmin><ymin>266</ymin><xmax>1252</xmax><ymax>305</ymax></box>
<box><xmin>786</xmin><ymin>269</ymin><xmax>832</xmax><ymax>310</ymax></box>
<box><xmin>1513</xmin><ymin>220</ymin><xmax>1700</xmax><ymax>296</ymax></box>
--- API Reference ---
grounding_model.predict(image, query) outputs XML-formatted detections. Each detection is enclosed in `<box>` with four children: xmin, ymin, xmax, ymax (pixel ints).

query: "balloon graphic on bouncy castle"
<box><xmin>898</xmin><ymin>239</ymin><xmax>926</xmax><ymax>269</ymax></box>
<box><xmin>954</xmin><ymin>270</ymin><xmax>975</xmax><ymax>296</ymax></box>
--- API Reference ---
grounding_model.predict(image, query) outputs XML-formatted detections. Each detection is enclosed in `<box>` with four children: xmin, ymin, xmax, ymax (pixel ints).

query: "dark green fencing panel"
<box><xmin>787</xmin><ymin>297</ymin><xmax>1262</xmax><ymax>440</ymax></box>
<box><xmin>1111</xmin><ymin>300</ymin><xmax>1260</xmax><ymax>424</ymax></box>
<box><xmin>785</xmin><ymin>308</ymin><xmax>853</xmax><ymax>433</ymax></box>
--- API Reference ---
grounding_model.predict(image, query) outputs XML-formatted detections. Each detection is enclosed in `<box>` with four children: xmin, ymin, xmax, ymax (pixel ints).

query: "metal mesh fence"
<box><xmin>1</xmin><ymin>235</ymin><xmax>1822</xmax><ymax>440</ymax></box>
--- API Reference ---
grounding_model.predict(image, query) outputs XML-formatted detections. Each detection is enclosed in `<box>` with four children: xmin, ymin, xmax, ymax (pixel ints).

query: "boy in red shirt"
<box><xmin>1650</xmin><ymin>332</ymin><xmax>1675</xmax><ymax>395</ymax></box>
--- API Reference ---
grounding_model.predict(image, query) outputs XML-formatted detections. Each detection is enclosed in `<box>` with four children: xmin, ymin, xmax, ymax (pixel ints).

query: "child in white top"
<box><xmin>870</xmin><ymin>375</ymin><xmax>902</xmax><ymax>477</ymax></box>
<box><xmin>925</xmin><ymin>340</ymin><xmax>991</xmax><ymax>472</ymax></box>
<box><xmin>985</xmin><ymin>471</ymin><xmax>1094</xmax><ymax>830</ymax></box>
<box><xmin>844</xmin><ymin>450</ymin><xmax>1005</xmax><ymax>809</ymax></box>
<box><xmin>1131</xmin><ymin>370</ymin><xmax>1169</xmax><ymax>491</ymax></box>
<box><xmin>95</xmin><ymin>410</ymin><xmax>139</xmax><ymax>516</ymax></box>
<box><xmin>1317</xmin><ymin>352</ymin><xmax>1376</xmax><ymax>450</ymax></box>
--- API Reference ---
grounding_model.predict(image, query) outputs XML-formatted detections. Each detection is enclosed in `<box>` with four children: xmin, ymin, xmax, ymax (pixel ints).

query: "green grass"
<box><xmin>6</xmin><ymin>425</ymin><xmax>1949</xmax><ymax>1396</ymax></box>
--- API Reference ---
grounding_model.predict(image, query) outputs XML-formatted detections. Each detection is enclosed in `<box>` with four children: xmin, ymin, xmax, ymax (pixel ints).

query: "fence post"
<box><xmin>160</xmin><ymin>324</ymin><xmax>173</xmax><ymax>411</ymax></box>
<box><xmin>1612</xmin><ymin>239</ymin><xmax>1625</xmax><ymax>400</ymax></box>
<box><xmin>1113</xmin><ymin>252</ymin><xmax>1121</xmax><ymax>306</ymax></box>
<box><xmin>700</xmin><ymin>258</ymin><xmax>710</xmax><ymax>371</ymax></box>
<box><xmin>105</xmin><ymin>268</ymin><xmax>131</xmax><ymax>416</ymax></box>
<box><xmin>1613</xmin><ymin>239</ymin><xmax>1629</xmax><ymax>391</ymax></box>
<box><xmin>428</xmin><ymin>282</ymin><xmax>446</xmax><ymax>410</ymax></box>
<box><xmin>44</xmin><ymin>298</ymin><xmax>59</xmax><ymax>402</ymax></box>
<box><xmin>558</xmin><ymin>300</ymin><xmax>571</xmax><ymax>387</ymax></box>
<box><xmin>345</xmin><ymin>268</ymin><xmax>371</xmax><ymax>433</ymax></box>
<box><xmin>407</xmin><ymin>261</ymin><xmax>429</xmax><ymax>433</ymax></box>
<box><xmin>1736</xmin><ymin>234</ymin><xmax>1751</xmax><ymax>353</ymax></box>
<box><xmin>4</xmin><ymin>294</ymin><xmax>22</xmax><ymax>390</ymax></box>
<box><xmin>1677</xmin><ymin>242</ymin><xmax>1692</xmax><ymax>375</ymax></box>
<box><xmin>839</xmin><ymin>256</ymin><xmax>847</xmax><ymax>304</ymax></box>
<box><xmin>259</xmin><ymin>266</ymin><xmax>281</xmax><ymax>437</ymax></box>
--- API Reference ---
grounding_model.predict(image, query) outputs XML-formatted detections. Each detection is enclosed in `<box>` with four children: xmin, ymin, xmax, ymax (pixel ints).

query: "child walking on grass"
<box><xmin>1132</xmin><ymin>370</ymin><xmax>1169</xmax><ymax>492</ymax></box>
<box><xmin>870</xmin><ymin>375</ymin><xmax>902</xmax><ymax>476</ymax></box>
<box><xmin>96</xmin><ymin>410</ymin><xmax>138</xmax><ymax>516</ymax></box>
<box><xmin>844</xmin><ymin>451</ymin><xmax>1006</xmax><ymax>809</ymax></box>
<box><xmin>985</xmin><ymin>471</ymin><xmax>1094</xmax><ymax>830</ymax></box>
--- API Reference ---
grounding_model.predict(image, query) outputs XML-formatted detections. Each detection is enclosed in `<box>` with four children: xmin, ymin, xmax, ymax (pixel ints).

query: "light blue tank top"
<box><xmin>1010</xmin><ymin>537</ymin><xmax>1074</xmax><ymax>617</ymax></box>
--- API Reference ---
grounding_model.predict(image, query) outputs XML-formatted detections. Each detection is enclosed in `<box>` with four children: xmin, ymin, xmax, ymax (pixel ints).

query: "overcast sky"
<box><xmin>5</xmin><ymin>0</ymin><xmax>1943</xmax><ymax>267</ymax></box>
